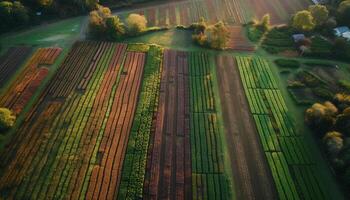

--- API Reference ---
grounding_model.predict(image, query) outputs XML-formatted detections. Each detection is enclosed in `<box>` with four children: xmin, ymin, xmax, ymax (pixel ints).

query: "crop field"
<box><xmin>236</xmin><ymin>56</ymin><xmax>332</xmax><ymax>199</ymax></box>
<box><xmin>0</xmin><ymin>41</ymin><xmax>147</xmax><ymax>199</ymax></box>
<box><xmin>140</xmin><ymin>50</ymin><xmax>231</xmax><ymax>200</ymax></box>
<box><xmin>0</xmin><ymin>47</ymin><xmax>61</xmax><ymax>115</ymax></box>
<box><xmin>118</xmin><ymin>0</ymin><xmax>248</xmax><ymax>27</ymax></box>
<box><xmin>0</xmin><ymin>47</ymin><xmax>32</xmax><ymax>88</ymax></box>
<box><xmin>188</xmin><ymin>52</ymin><xmax>230</xmax><ymax>199</ymax></box>
<box><xmin>247</xmin><ymin>0</ymin><xmax>311</xmax><ymax>24</ymax></box>
<box><xmin>227</xmin><ymin>26</ymin><xmax>255</xmax><ymax>51</ymax></box>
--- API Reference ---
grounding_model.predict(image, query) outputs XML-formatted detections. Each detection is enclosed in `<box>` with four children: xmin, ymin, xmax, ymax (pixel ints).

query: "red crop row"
<box><xmin>0</xmin><ymin>46</ymin><xmax>32</xmax><ymax>87</ymax></box>
<box><xmin>144</xmin><ymin>49</ymin><xmax>191</xmax><ymax>199</ymax></box>
<box><xmin>0</xmin><ymin>47</ymin><xmax>61</xmax><ymax>115</ymax></box>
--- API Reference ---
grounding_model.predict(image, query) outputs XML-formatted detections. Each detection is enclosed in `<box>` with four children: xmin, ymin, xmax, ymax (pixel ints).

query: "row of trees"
<box><xmin>0</xmin><ymin>0</ymin><xmax>99</xmax><ymax>33</ymax></box>
<box><xmin>292</xmin><ymin>1</ymin><xmax>350</xmax><ymax>33</ymax></box>
<box><xmin>305</xmin><ymin>94</ymin><xmax>350</xmax><ymax>187</ymax></box>
<box><xmin>88</xmin><ymin>5</ymin><xmax>148</xmax><ymax>40</ymax></box>
<box><xmin>190</xmin><ymin>18</ymin><xmax>230</xmax><ymax>50</ymax></box>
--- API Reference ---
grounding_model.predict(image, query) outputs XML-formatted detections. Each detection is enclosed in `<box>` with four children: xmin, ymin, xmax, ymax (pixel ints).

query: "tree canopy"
<box><xmin>292</xmin><ymin>10</ymin><xmax>316</xmax><ymax>32</ymax></box>
<box><xmin>309</xmin><ymin>5</ymin><xmax>329</xmax><ymax>26</ymax></box>
<box><xmin>0</xmin><ymin>108</ymin><xmax>16</xmax><ymax>132</ymax></box>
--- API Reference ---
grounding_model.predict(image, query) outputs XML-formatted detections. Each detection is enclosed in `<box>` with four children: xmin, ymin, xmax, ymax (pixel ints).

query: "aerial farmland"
<box><xmin>0</xmin><ymin>0</ymin><xmax>349</xmax><ymax>199</ymax></box>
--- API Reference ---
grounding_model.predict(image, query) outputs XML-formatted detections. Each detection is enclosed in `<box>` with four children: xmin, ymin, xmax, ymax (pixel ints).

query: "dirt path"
<box><xmin>215</xmin><ymin>55</ymin><xmax>277</xmax><ymax>200</ymax></box>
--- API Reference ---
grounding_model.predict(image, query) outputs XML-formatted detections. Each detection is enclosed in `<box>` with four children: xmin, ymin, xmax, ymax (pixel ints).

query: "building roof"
<box><xmin>342</xmin><ymin>32</ymin><xmax>350</xmax><ymax>40</ymax></box>
<box><xmin>334</xmin><ymin>26</ymin><xmax>350</xmax><ymax>36</ymax></box>
<box><xmin>292</xmin><ymin>34</ymin><xmax>305</xmax><ymax>42</ymax></box>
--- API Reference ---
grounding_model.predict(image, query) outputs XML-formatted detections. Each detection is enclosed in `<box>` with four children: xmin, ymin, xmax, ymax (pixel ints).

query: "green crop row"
<box><xmin>237</xmin><ymin>56</ymin><xmax>330</xmax><ymax>200</ymax></box>
<box><xmin>189</xmin><ymin>52</ymin><xmax>230</xmax><ymax>200</ymax></box>
<box><xmin>117</xmin><ymin>45</ymin><xmax>162</xmax><ymax>200</ymax></box>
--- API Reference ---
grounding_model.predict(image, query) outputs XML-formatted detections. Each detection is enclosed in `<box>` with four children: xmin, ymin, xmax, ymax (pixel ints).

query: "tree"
<box><xmin>12</xmin><ymin>1</ymin><xmax>29</xmax><ymax>25</ymax></box>
<box><xmin>88</xmin><ymin>5</ymin><xmax>111</xmax><ymax>36</ymax></box>
<box><xmin>85</xmin><ymin>0</ymin><xmax>98</xmax><ymax>10</ymax></box>
<box><xmin>323</xmin><ymin>131</ymin><xmax>344</xmax><ymax>157</ymax></box>
<box><xmin>0</xmin><ymin>108</ymin><xmax>16</xmax><ymax>131</ymax></box>
<box><xmin>126</xmin><ymin>13</ymin><xmax>147</xmax><ymax>35</ymax></box>
<box><xmin>305</xmin><ymin>101</ymin><xmax>338</xmax><ymax>133</ymax></box>
<box><xmin>309</xmin><ymin>5</ymin><xmax>329</xmax><ymax>26</ymax></box>
<box><xmin>337</xmin><ymin>0</ymin><xmax>350</xmax><ymax>26</ymax></box>
<box><xmin>332</xmin><ymin>38</ymin><xmax>350</xmax><ymax>60</ymax></box>
<box><xmin>292</xmin><ymin>10</ymin><xmax>315</xmax><ymax>32</ymax></box>
<box><xmin>256</xmin><ymin>14</ymin><xmax>270</xmax><ymax>32</ymax></box>
<box><xmin>205</xmin><ymin>21</ymin><xmax>230</xmax><ymax>50</ymax></box>
<box><xmin>106</xmin><ymin>16</ymin><xmax>125</xmax><ymax>40</ymax></box>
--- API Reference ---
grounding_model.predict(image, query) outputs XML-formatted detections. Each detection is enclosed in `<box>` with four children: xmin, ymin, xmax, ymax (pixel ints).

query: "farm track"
<box><xmin>0</xmin><ymin>41</ymin><xmax>146</xmax><ymax>200</ymax></box>
<box><xmin>0</xmin><ymin>47</ymin><xmax>61</xmax><ymax>115</ymax></box>
<box><xmin>144</xmin><ymin>49</ymin><xmax>191</xmax><ymax>200</ymax></box>
<box><xmin>0</xmin><ymin>46</ymin><xmax>32</xmax><ymax>88</ymax></box>
<box><xmin>215</xmin><ymin>55</ymin><xmax>277</xmax><ymax>200</ymax></box>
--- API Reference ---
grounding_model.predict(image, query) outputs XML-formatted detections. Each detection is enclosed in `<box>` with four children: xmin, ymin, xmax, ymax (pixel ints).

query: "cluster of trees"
<box><xmin>190</xmin><ymin>18</ymin><xmax>230</xmax><ymax>50</ymax></box>
<box><xmin>305</xmin><ymin>93</ymin><xmax>350</xmax><ymax>187</ymax></box>
<box><xmin>291</xmin><ymin>1</ymin><xmax>350</xmax><ymax>33</ymax></box>
<box><xmin>0</xmin><ymin>108</ymin><xmax>15</xmax><ymax>132</ymax></box>
<box><xmin>0</xmin><ymin>0</ymin><xmax>99</xmax><ymax>33</ymax></box>
<box><xmin>292</xmin><ymin>5</ymin><xmax>330</xmax><ymax>32</ymax></box>
<box><xmin>88</xmin><ymin>5</ymin><xmax>148</xmax><ymax>40</ymax></box>
<box><xmin>0</xmin><ymin>1</ymin><xmax>29</xmax><ymax>32</ymax></box>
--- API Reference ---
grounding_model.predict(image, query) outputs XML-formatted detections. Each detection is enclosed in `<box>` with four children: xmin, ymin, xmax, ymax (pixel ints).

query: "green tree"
<box><xmin>106</xmin><ymin>16</ymin><xmax>125</xmax><ymax>40</ymax></box>
<box><xmin>257</xmin><ymin>14</ymin><xmax>270</xmax><ymax>32</ymax></box>
<box><xmin>338</xmin><ymin>0</ymin><xmax>350</xmax><ymax>26</ymax></box>
<box><xmin>309</xmin><ymin>5</ymin><xmax>329</xmax><ymax>26</ymax></box>
<box><xmin>13</xmin><ymin>1</ymin><xmax>29</xmax><ymax>25</ymax></box>
<box><xmin>292</xmin><ymin>10</ymin><xmax>315</xmax><ymax>32</ymax></box>
<box><xmin>0</xmin><ymin>108</ymin><xmax>16</xmax><ymax>131</ymax></box>
<box><xmin>88</xmin><ymin>5</ymin><xmax>111</xmax><ymax>36</ymax></box>
<box><xmin>126</xmin><ymin>13</ymin><xmax>147</xmax><ymax>35</ymax></box>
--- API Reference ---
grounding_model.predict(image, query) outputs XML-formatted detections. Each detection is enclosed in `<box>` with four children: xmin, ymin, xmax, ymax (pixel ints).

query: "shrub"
<box><xmin>305</xmin><ymin>101</ymin><xmax>337</xmax><ymax>133</ymax></box>
<box><xmin>323</xmin><ymin>131</ymin><xmax>344</xmax><ymax>157</ymax></box>
<box><xmin>205</xmin><ymin>21</ymin><xmax>230</xmax><ymax>50</ymax></box>
<box><xmin>292</xmin><ymin>10</ymin><xmax>315</xmax><ymax>32</ymax></box>
<box><xmin>0</xmin><ymin>108</ymin><xmax>16</xmax><ymax>132</ymax></box>
<box><xmin>106</xmin><ymin>16</ymin><xmax>125</xmax><ymax>40</ymax></box>
<box><xmin>126</xmin><ymin>14</ymin><xmax>147</xmax><ymax>35</ymax></box>
<box><xmin>338</xmin><ymin>80</ymin><xmax>350</xmax><ymax>92</ymax></box>
<box><xmin>275</xmin><ymin>59</ymin><xmax>300</xmax><ymax>68</ymax></box>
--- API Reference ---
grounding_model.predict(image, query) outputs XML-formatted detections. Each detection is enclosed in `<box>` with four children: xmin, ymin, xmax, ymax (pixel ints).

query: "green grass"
<box><xmin>0</xmin><ymin>16</ymin><xmax>84</xmax><ymax>52</ymax></box>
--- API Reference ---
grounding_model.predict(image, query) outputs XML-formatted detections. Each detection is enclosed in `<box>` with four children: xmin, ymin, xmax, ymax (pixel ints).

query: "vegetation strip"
<box><xmin>117</xmin><ymin>45</ymin><xmax>162</xmax><ymax>199</ymax></box>
<box><xmin>237</xmin><ymin>56</ymin><xmax>331</xmax><ymax>199</ymax></box>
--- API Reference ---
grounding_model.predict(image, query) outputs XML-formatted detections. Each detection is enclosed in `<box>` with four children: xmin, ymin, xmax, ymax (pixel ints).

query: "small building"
<box><xmin>342</xmin><ymin>32</ymin><xmax>350</xmax><ymax>41</ymax></box>
<box><xmin>334</xmin><ymin>26</ymin><xmax>350</xmax><ymax>37</ymax></box>
<box><xmin>292</xmin><ymin>34</ymin><xmax>305</xmax><ymax>43</ymax></box>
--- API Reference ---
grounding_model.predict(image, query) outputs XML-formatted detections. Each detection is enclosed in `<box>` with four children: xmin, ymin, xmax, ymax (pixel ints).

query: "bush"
<box><xmin>247</xmin><ymin>26</ymin><xmax>264</xmax><ymax>42</ymax></box>
<box><xmin>0</xmin><ymin>108</ymin><xmax>16</xmax><ymax>132</ymax></box>
<box><xmin>106</xmin><ymin>16</ymin><xmax>125</xmax><ymax>40</ymax></box>
<box><xmin>305</xmin><ymin>101</ymin><xmax>338</xmax><ymax>133</ymax></box>
<box><xmin>275</xmin><ymin>59</ymin><xmax>300</xmax><ymax>68</ymax></box>
<box><xmin>126</xmin><ymin>14</ymin><xmax>147</xmax><ymax>35</ymax></box>
<box><xmin>338</xmin><ymin>80</ymin><xmax>350</xmax><ymax>92</ymax></box>
<box><xmin>323</xmin><ymin>131</ymin><xmax>344</xmax><ymax>157</ymax></box>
